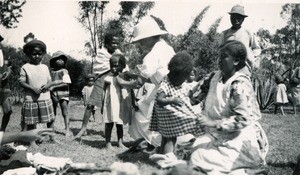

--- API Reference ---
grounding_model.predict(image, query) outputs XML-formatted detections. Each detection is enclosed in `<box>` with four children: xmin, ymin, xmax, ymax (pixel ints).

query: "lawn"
<box><xmin>2</xmin><ymin>101</ymin><xmax>300</xmax><ymax>175</ymax></box>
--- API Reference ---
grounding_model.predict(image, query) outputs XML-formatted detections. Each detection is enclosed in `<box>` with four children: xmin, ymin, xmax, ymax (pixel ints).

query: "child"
<box><xmin>49</xmin><ymin>51</ymin><xmax>72</xmax><ymax>137</ymax></box>
<box><xmin>0</xmin><ymin>35</ymin><xmax>13</xmax><ymax>131</ymax></box>
<box><xmin>20</xmin><ymin>40</ymin><xmax>58</xmax><ymax>146</ymax></box>
<box><xmin>149</xmin><ymin>51</ymin><xmax>204</xmax><ymax>155</ymax></box>
<box><xmin>102</xmin><ymin>54</ymin><xmax>130</xmax><ymax>149</ymax></box>
<box><xmin>190</xmin><ymin>40</ymin><xmax>268</xmax><ymax>174</ymax></box>
<box><xmin>82</xmin><ymin>74</ymin><xmax>96</xmax><ymax>122</ymax></box>
<box><xmin>274</xmin><ymin>74</ymin><xmax>288</xmax><ymax>116</ymax></box>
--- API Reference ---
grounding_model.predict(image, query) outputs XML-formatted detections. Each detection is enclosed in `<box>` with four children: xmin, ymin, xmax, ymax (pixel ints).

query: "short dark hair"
<box><xmin>110</xmin><ymin>54</ymin><xmax>126</xmax><ymax>70</ymax></box>
<box><xmin>219</xmin><ymin>40</ymin><xmax>247</xmax><ymax>70</ymax></box>
<box><xmin>168</xmin><ymin>51</ymin><xmax>193</xmax><ymax>83</ymax></box>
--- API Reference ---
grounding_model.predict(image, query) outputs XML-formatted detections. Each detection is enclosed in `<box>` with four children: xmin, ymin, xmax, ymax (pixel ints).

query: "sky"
<box><xmin>0</xmin><ymin>0</ymin><xmax>295</xmax><ymax>59</ymax></box>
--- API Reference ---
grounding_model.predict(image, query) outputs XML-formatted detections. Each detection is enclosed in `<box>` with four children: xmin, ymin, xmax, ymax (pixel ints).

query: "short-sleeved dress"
<box><xmin>275</xmin><ymin>83</ymin><xmax>288</xmax><ymax>104</ymax></box>
<box><xmin>149</xmin><ymin>78</ymin><xmax>204</xmax><ymax>138</ymax></box>
<box><xmin>19</xmin><ymin>63</ymin><xmax>55</xmax><ymax>125</ymax></box>
<box><xmin>102</xmin><ymin>73</ymin><xmax>130</xmax><ymax>125</ymax></box>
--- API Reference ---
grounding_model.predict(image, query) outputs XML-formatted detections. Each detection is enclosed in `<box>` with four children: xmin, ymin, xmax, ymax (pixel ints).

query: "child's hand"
<box><xmin>171</xmin><ymin>97</ymin><xmax>184</xmax><ymax>106</ymax></box>
<box><xmin>32</xmin><ymin>87</ymin><xmax>42</xmax><ymax>94</ymax></box>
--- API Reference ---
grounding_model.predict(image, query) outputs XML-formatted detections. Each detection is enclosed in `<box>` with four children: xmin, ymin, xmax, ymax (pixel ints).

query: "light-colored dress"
<box><xmin>190</xmin><ymin>71</ymin><xmax>268</xmax><ymax>174</ymax></box>
<box><xmin>82</xmin><ymin>85</ymin><xmax>94</xmax><ymax>105</ymax></box>
<box><xmin>129</xmin><ymin>39</ymin><xmax>175</xmax><ymax>147</ymax></box>
<box><xmin>50</xmin><ymin>68</ymin><xmax>71</xmax><ymax>102</ymax></box>
<box><xmin>102</xmin><ymin>73</ymin><xmax>129</xmax><ymax>125</ymax></box>
<box><xmin>149</xmin><ymin>78</ymin><xmax>204</xmax><ymax>138</ymax></box>
<box><xmin>275</xmin><ymin>83</ymin><xmax>288</xmax><ymax>104</ymax></box>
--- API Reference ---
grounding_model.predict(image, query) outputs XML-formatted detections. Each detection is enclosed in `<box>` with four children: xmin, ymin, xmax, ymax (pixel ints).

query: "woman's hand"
<box><xmin>20</xmin><ymin>128</ymin><xmax>55</xmax><ymax>143</ymax></box>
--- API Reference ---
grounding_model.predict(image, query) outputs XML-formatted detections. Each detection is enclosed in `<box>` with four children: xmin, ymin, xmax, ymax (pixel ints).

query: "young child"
<box><xmin>20</xmin><ymin>40</ymin><xmax>57</xmax><ymax>146</ymax></box>
<box><xmin>0</xmin><ymin>35</ymin><xmax>13</xmax><ymax>131</ymax></box>
<box><xmin>82</xmin><ymin>74</ymin><xmax>96</xmax><ymax>122</ymax></box>
<box><xmin>274</xmin><ymin>74</ymin><xmax>288</xmax><ymax>116</ymax></box>
<box><xmin>49</xmin><ymin>51</ymin><xmax>72</xmax><ymax>137</ymax></box>
<box><xmin>102</xmin><ymin>54</ymin><xmax>130</xmax><ymax>149</ymax></box>
<box><xmin>149</xmin><ymin>51</ymin><xmax>204</xmax><ymax>155</ymax></box>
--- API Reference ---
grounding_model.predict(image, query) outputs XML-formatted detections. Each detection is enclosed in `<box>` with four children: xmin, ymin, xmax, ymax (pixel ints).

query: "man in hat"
<box><xmin>128</xmin><ymin>17</ymin><xmax>175</xmax><ymax>151</ymax></box>
<box><xmin>220</xmin><ymin>4</ymin><xmax>261</xmax><ymax>76</ymax></box>
<box><xmin>0</xmin><ymin>35</ymin><xmax>13</xmax><ymax>131</ymax></box>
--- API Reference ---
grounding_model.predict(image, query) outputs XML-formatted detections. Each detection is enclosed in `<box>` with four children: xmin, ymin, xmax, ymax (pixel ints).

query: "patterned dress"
<box><xmin>190</xmin><ymin>71</ymin><xmax>268</xmax><ymax>174</ymax></box>
<box><xmin>150</xmin><ymin>78</ymin><xmax>204</xmax><ymax>138</ymax></box>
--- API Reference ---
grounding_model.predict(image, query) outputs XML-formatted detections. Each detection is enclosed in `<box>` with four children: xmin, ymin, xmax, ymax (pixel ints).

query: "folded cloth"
<box><xmin>2</xmin><ymin>167</ymin><xmax>36</xmax><ymax>175</ymax></box>
<box><xmin>28</xmin><ymin>153</ymin><xmax>72</xmax><ymax>173</ymax></box>
<box><xmin>149</xmin><ymin>152</ymin><xmax>186</xmax><ymax>168</ymax></box>
<box><xmin>0</xmin><ymin>150</ymin><xmax>32</xmax><ymax>174</ymax></box>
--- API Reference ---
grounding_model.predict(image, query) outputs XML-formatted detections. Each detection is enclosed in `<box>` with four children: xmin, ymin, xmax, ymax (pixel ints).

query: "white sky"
<box><xmin>0</xmin><ymin>0</ymin><xmax>296</xmax><ymax>59</ymax></box>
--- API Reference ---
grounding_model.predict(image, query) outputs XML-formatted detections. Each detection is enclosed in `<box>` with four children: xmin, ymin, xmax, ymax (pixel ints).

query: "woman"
<box><xmin>129</xmin><ymin>18</ymin><xmax>175</xmax><ymax>148</ymax></box>
<box><xmin>190</xmin><ymin>40</ymin><xmax>268</xmax><ymax>174</ymax></box>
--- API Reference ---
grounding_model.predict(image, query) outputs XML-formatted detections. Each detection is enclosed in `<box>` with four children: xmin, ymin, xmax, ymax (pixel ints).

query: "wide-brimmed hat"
<box><xmin>131</xmin><ymin>18</ymin><xmax>168</xmax><ymax>43</ymax></box>
<box><xmin>50</xmin><ymin>51</ymin><xmax>67</xmax><ymax>68</ymax></box>
<box><xmin>228</xmin><ymin>4</ymin><xmax>248</xmax><ymax>17</ymax></box>
<box><xmin>86</xmin><ymin>74</ymin><xmax>95</xmax><ymax>80</ymax></box>
<box><xmin>23</xmin><ymin>39</ymin><xmax>47</xmax><ymax>56</ymax></box>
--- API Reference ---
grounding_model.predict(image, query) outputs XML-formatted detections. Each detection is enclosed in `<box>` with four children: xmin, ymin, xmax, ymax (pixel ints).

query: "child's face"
<box><xmin>54</xmin><ymin>58</ymin><xmax>65</xmax><ymax>69</ymax></box>
<box><xmin>230</xmin><ymin>14</ymin><xmax>245</xmax><ymax>29</ymax></box>
<box><xmin>87</xmin><ymin>79</ymin><xmax>94</xmax><ymax>86</ymax></box>
<box><xmin>28</xmin><ymin>47</ymin><xmax>44</xmax><ymax>65</ymax></box>
<box><xmin>110</xmin><ymin>58</ymin><xmax>123</xmax><ymax>76</ymax></box>
<box><xmin>219</xmin><ymin>51</ymin><xmax>237</xmax><ymax>75</ymax></box>
<box><xmin>187</xmin><ymin>70</ymin><xmax>196</xmax><ymax>82</ymax></box>
<box><xmin>107</xmin><ymin>36</ymin><xmax>120</xmax><ymax>54</ymax></box>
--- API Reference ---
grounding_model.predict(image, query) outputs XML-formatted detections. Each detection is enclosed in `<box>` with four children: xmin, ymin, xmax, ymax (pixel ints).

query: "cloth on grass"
<box><xmin>149</xmin><ymin>152</ymin><xmax>186</xmax><ymax>169</ymax></box>
<box><xmin>2</xmin><ymin>167</ymin><xmax>36</xmax><ymax>175</ymax></box>
<box><xmin>110</xmin><ymin>162</ymin><xmax>140</xmax><ymax>175</ymax></box>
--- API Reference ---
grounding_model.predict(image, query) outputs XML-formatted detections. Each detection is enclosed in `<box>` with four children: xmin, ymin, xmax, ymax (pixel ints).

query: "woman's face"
<box><xmin>29</xmin><ymin>47</ymin><xmax>44</xmax><ymax>65</ymax></box>
<box><xmin>219</xmin><ymin>51</ymin><xmax>237</xmax><ymax>75</ymax></box>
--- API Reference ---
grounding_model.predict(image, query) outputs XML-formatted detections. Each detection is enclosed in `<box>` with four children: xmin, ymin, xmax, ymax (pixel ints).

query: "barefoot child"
<box><xmin>49</xmin><ymin>51</ymin><xmax>72</xmax><ymax>137</ymax></box>
<box><xmin>82</xmin><ymin>74</ymin><xmax>96</xmax><ymax>122</ymax></box>
<box><xmin>102</xmin><ymin>54</ymin><xmax>131</xmax><ymax>149</ymax></box>
<box><xmin>149</xmin><ymin>51</ymin><xmax>204</xmax><ymax>155</ymax></box>
<box><xmin>274</xmin><ymin>74</ymin><xmax>288</xmax><ymax>116</ymax></box>
<box><xmin>20</xmin><ymin>40</ymin><xmax>58</xmax><ymax>146</ymax></box>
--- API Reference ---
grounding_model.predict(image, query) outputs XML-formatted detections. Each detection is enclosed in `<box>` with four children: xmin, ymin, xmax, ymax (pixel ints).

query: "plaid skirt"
<box><xmin>21</xmin><ymin>99</ymin><xmax>55</xmax><ymax>125</ymax></box>
<box><xmin>150</xmin><ymin>99</ymin><xmax>205</xmax><ymax>138</ymax></box>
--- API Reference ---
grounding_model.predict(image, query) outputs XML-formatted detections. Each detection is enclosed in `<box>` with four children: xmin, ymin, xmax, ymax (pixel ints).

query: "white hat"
<box><xmin>131</xmin><ymin>18</ymin><xmax>168</xmax><ymax>43</ymax></box>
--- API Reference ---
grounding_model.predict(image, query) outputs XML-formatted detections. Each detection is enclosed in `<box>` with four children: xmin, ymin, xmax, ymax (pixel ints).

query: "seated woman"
<box><xmin>190</xmin><ymin>40</ymin><xmax>268</xmax><ymax>174</ymax></box>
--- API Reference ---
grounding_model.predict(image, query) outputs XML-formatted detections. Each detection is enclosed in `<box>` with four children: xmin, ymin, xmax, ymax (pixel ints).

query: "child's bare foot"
<box><xmin>74</xmin><ymin>129</ymin><xmax>87</xmax><ymax>139</ymax></box>
<box><xmin>117</xmin><ymin>142</ymin><xmax>127</xmax><ymax>149</ymax></box>
<box><xmin>106</xmin><ymin>142</ymin><xmax>113</xmax><ymax>149</ymax></box>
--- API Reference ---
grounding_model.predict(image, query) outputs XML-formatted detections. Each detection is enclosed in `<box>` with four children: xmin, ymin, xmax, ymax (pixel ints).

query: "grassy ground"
<box><xmin>2</xmin><ymin>101</ymin><xmax>300</xmax><ymax>175</ymax></box>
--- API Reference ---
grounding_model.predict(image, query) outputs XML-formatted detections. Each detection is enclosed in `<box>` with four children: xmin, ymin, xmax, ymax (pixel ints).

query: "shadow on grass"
<box><xmin>267</xmin><ymin>161</ymin><xmax>296</xmax><ymax>169</ymax></box>
<box><xmin>117</xmin><ymin>151</ymin><xmax>157</xmax><ymax>167</ymax></box>
<box><xmin>71</xmin><ymin>128</ymin><xmax>105</xmax><ymax>138</ymax></box>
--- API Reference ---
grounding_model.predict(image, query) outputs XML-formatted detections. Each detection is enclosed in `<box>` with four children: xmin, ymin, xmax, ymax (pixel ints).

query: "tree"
<box><xmin>0</xmin><ymin>0</ymin><xmax>26</xmax><ymax>28</ymax></box>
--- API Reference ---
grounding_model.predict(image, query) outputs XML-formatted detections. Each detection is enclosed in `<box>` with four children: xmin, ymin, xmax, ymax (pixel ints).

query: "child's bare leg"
<box><xmin>0</xmin><ymin>99</ymin><xmax>12</xmax><ymax>131</ymax></box>
<box><xmin>274</xmin><ymin>105</ymin><xmax>278</xmax><ymax>114</ymax></box>
<box><xmin>60</xmin><ymin>100</ymin><xmax>71</xmax><ymax>136</ymax></box>
<box><xmin>74</xmin><ymin>105</ymin><xmax>93</xmax><ymax>139</ymax></box>
<box><xmin>163</xmin><ymin>137</ymin><xmax>177</xmax><ymax>154</ymax></box>
<box><xmin>105</xmin><ymin>122</ymin><xmax>114</xmax><ymax>149</ymax></box>
<box><xmin>116</xmin><ymin>124</ymin><xmax>126</xmax><ymax>148</ymax></box>
<box><xmin>280</xmin><ymin>105</ymin><xmax>286</xmax><ymax>116</ymax></box>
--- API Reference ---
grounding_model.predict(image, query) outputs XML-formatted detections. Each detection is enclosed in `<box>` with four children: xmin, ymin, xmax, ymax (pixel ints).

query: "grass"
<box><xmin>2</xmin><ymin>101</ymin><xmax>300</xmax><ymax>175</ymax></box>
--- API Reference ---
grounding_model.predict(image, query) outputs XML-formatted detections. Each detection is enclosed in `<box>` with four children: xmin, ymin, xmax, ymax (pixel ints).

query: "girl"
<box><xmin>49</xmin><ymin>51</ymin><xmax>72</xmax><ymax>137</ymax></box>
<box><xmin>274</xmin><ymin>74</ymin><xmax>288</xmax><ymax>116</ymax></box>
<box><xmin>190</xmin><ymin>40</ymin><xmax>268</xmax><ymax>174</ymax></box>
<box><xmin>149</xmin><ymin>51</ymin><xmax>204</xmax><ymax>155</ymax></box>
<box><xmin>102</xmin><ymin>54</ymin><xmax>132</xmax><ymax>149</ymax></box>
<box><xmin>20</xmin><ymin>40</ymin><xmax>58</xmax><ymax>146</ymax></box>
<box><xmin>82</xmin><ymin>74</ymin><xmax>96</xmax><ymax>122</ymax></box>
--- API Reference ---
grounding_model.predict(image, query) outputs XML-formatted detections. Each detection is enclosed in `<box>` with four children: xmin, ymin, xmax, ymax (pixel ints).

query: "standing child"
<box><xmin>102</xmin><ymin>54</ymin><xmax>132</xmax><ymax>149</ymax></box>
<box><xmin>274</xmin><ymin>74</ymin><xmax>288</xmax><ymax>116</ymax></box>
<box><xmin>82</xmin><ymin>74</ymin><xmax>96</xmax><ymax>122</ymax></box>
<box><xmin>20</xmin><ymin>40</ymin><xmax>57</xmax><ymax>146</ymax></box>
<box><xmin>149</xmin><ymin>51</ymin><xmax>204</xmax><ymax>155</ymax></box>
<box><xmin>0</xmin><ymin>35</ymin><xmax>13</xmax><ymax>131</ymax></box>
<box><xmin>49</xmin><ymin>51</ymin><xmax>72</xmax><ymax>137</ymax></box>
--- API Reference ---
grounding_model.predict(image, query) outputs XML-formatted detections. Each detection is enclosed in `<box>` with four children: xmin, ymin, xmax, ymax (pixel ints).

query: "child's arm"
<box><xmin>156</xmin><ymin>91</ymin><xmax>184</xmax><ymax>107</ymax></box>
<box><xmin>19</xmin><ymin>67</ymin><xmax>42</xmax><ymax>94</ymax></box>
<box><xmin>82</xmin><ymin>87</ymin><xmax>87</xmax><ymax>106</ymax></box>
<box><xmin>43</xmin><ymin>70</ymin><xmax>71</xmax><ymax>91</ymax></box>
<box><xmin>116</xmin><ymin>74</ymin><xmax>140</xmax><ymax>89</ymax></box>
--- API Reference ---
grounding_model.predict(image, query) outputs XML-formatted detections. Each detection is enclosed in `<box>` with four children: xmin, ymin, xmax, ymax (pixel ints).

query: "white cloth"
<box><xmin>0</xmin><ymin>131</ymin><xmax>3</xmax><ymax>145</ymax></box>
<box><xmin>0</xmin><ymin>49</ymin><xmax>3</xmax><ymax>67</ymax></box>
<box><xmin>3</xmin><ymin>167</ymin><xmax>36</xmax><ymax>175</ymax></box>
<box><xmin>82</xmin><ymin>85</ymin><xmax>94</xmax><ymax>103</ymax></box>
<box><xmin>129</xmin><ymin>39</ymin><xmax>175</xmax><ymax>147</ymax></box>
<box><xmin>275</xmin><ymin>83</ymin><xmax>288</xmax><ymax>104</ymax></box>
